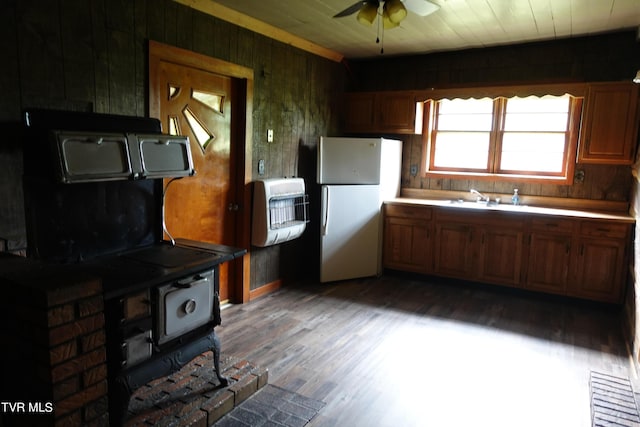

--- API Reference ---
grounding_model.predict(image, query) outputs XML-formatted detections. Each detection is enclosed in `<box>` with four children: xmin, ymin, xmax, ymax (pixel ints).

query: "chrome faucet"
<box><xmin>470</xmin><ymin>189</ymin><xmax>490</xmax><ymax>203</ymax></box>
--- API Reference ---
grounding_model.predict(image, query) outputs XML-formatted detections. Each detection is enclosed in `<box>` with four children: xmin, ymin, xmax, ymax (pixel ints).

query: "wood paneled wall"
<box><xmin>0</xmin><ymin>0</ymin><xmax>344</xmax><ymax>290</ymax></box>
<box><xmin>347</xmin><ymin>31</ymin><xmax>640</xmax><ymax>91</ymax></box>
<box><xmin>1</xmin><ymin>1</ymin><xmax>638</xmax><ymax>291</ymax></box>
<box><xmin>348</xmin><ymin>30</ymin><xmax>640</xmax><ymax>204</ymax></box>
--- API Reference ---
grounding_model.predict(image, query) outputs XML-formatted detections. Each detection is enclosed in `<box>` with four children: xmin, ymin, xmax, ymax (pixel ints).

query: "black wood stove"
<box><xmin>21</xmin><ymin>109</ymin><xmax>245</xmax><ymax>425</ymax></box>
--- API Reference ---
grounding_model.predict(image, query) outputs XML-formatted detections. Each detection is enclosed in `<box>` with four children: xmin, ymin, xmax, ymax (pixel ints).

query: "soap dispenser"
<box><xmin>511</xmin><ymin>189</ymin><xmax>520</xmax><ymax>206</ymax></box>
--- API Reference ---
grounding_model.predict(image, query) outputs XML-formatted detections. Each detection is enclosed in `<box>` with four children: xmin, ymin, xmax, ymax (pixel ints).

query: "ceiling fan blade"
<box><xmin>333</xmin><ymin>1</ymin><xmax>368</xmax><ymax>18</ymax></box>
<box><xmin>402</xmin><ymin>0</ymin><xmax>439</xmax><ymax>16</ymax></box>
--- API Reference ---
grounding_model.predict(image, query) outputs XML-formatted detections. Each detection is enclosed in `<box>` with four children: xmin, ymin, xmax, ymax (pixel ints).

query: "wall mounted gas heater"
<box><xmin>252</xmin><ymin>178</ymin><xmax>309</xmax><ymax>247</ymax></box>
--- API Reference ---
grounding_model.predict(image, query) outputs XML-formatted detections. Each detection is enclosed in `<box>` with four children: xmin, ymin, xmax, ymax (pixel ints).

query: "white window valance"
<box><xmin>416</xmin><ymin>82</ymin><xmax>587</xmax><ymax>102</ymax></box>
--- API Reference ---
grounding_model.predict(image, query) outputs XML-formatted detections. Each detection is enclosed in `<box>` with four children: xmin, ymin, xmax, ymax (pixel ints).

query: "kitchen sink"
<box><xmin>447</xmin><ymin>199</ymin><xmax>527</xmax><ymax>211</ymax></box>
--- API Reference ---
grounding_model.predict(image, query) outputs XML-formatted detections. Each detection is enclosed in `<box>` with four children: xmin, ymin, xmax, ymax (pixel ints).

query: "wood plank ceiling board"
<box><xmin>610</xmin><ymin>0</ymin><xmax>640</xmax><ymax>27</ymax></box>
<box><xmin>549</xmin><ymin>1</ymin><xmax>574</xmax><ymax>38</ymax></box>
<box><xmin>527</xmin><ymin>0</ymin><xmax>556</xmax><ymax>37</ymax></box>
<box><xmin>489</xmin><ymin>0</ymin><xmax>539</xmax><ymax>41</ymax></box>
<box><xmin>182</xmin><ymin>0</ymin><xmax>640</xmax><ymax>59</ymax></box>
<box><xmin>575</xmin><ymin>0</ymin><xmax>635</xmax><ymax>34</ymax></box>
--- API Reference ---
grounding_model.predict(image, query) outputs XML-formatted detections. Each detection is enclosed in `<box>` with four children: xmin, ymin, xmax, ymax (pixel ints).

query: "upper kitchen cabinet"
<box><xmin>343</xmin><ymin>91</ymin><xmax>417</xmax><ymax>134</ymax></box>
<box><xmin>578</xmin><ymin>82</ymin><xmax>640</xmax><ymax>165</ymax></box>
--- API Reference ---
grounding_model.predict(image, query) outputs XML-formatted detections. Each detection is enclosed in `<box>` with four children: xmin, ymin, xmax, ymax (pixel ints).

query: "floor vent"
<box><xmin>591</xmin><ymin>371</ymin><xmax>640</xmax><ymax>427</ymax></box>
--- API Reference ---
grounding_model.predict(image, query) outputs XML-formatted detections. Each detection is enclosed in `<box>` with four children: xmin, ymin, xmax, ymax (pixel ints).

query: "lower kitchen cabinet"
<box><xmin>569</xmin><ymin>221</ymin><xmax>630</xmax><ymax>303</ymax></box>
<box><xmin>383</xmin><ymin>201</ymin><xmax>632</xmax><ymax>304</ymax></box>
<box><xmin>434</xmin><ymin>221</ymin><xmax>474</xmax><ymax>278</ymax></box>
<box><xmin>525</xmin><ymin>232</ymin><xmax>572</xmax><ymax>295</ymax></box>
<box><xmin>434</xmin><ymin>212</ymin><xmax>524</xmax><ymax>286</ymax></box>
<box><xmin>383</xmin><ymin>205</ymin><xmax>434</xmax><ymax>274</ymax></box>
<box><xmin>524</xmin><ymin>217</ymin><xmax>575</xmax><ymax>295</ymax></box>
<box><xmin>477</xmin><ymin>227</ymin><xmax>524</xmax><ymax>287</ymax></box>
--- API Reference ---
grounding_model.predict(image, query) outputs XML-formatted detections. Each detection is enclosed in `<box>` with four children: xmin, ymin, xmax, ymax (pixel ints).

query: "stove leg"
<box><xmin>212</xmin><ymin>331</ymin><xmax>229</xmax><ymax>386</ymax></box>
<box><xmin>109</xmin><ymin>375</ymin><xmax>133</xmax><ymax>427</ymax></box>
<box><xmin>109</xmin><ymin>330</ymin><xmax>229</xmax><ymax>425</ymax></box>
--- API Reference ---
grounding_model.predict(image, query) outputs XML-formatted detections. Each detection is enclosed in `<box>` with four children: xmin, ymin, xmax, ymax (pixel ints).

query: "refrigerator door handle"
<box><xmin>322</xmin><ymin>186</ymin><xmax>329</xmax><ymax>236</ymax></box>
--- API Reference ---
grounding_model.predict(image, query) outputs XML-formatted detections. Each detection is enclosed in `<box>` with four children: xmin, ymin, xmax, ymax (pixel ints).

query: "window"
<box><xmin>423</xmin><ymin>93</ymin><xmax>582</xmax><ymax>182</ymax></box>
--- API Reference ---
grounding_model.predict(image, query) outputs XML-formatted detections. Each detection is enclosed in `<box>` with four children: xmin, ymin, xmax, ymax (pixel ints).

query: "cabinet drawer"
<box><xmin>385</xmin><ymin>204</ymin><xmax>432</xmax><ymax>220</ymax></box>
<box><xmin>479</xmin><ymin>213</ymin><xmax>525</xmax><ymax>229</ymax></box>
<box><xmin>530</xmin><ymin>217</ymin><xmax>575</xmax><ymax>234</ymax></box>
<box><xmin>580</xmin><ymin>221</ymin><xmax>630</xmax><ymax>239</ymax></box>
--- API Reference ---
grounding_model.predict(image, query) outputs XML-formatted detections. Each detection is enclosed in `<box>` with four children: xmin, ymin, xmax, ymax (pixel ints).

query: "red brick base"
<box><xmin>125</xmin><ymin>352</ymin><xmax>268</xmax><ymax>426</ymax></box>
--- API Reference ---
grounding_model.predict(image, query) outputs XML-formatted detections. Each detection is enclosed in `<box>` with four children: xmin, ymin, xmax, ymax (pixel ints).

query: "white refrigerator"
<box><xmin>317</xmin><ymin>136</ymin><xmax>402</xmax><ymax>282</ymax></box>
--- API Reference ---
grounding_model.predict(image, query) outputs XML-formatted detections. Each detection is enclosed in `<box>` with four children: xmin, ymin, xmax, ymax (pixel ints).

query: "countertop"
<box><xmin>386</xmin><ymin>198</ymin><xmax>635</xmax><ymax>223</ymax></box>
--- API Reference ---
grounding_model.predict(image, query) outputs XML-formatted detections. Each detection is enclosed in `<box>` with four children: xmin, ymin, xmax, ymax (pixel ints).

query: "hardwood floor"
<box><xmin>216</xmin><ymin>273</ymin><xmax>634</xmax><ymax>427</ymax></box>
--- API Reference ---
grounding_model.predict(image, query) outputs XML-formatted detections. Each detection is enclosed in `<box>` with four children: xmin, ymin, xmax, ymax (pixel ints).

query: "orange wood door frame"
<box><xmin>148</xmin><ymin>40</ymin><xmax>253</xmax><ymax>303</ymax></box>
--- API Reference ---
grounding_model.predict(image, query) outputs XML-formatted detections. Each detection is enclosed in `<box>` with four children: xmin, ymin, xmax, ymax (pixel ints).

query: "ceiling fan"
<box><xmin>333</xmin><ymin>0</ymin><xmax>439</xmax><ymax>29</ymax></box>
<box><xmin>333</xmin><ymin>0</ymin><xmax>439</xmax><ymax>53</ymax></box>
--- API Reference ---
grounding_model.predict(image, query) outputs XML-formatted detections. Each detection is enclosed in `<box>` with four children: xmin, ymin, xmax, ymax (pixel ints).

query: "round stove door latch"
<box><xmin>183</xmin><ymin>299</ymin><xmax>197</xmax><ymax>315</ymax></box>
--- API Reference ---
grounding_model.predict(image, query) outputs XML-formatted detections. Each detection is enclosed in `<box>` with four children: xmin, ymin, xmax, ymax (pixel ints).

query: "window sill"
<box><xmin>422</xmin><ymin>170</ymin><xmax>573</xmax><ymax>185</ymax></box>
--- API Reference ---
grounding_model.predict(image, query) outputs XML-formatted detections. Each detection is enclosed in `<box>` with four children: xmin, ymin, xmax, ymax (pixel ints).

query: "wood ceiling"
<box><xmin>177</xmin><ymin>0</ymin><xmax>640</xmax><ymax>61</ymax></box>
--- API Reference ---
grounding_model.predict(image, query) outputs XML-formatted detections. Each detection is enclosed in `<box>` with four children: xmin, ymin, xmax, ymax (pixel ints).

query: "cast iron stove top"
<box><xmin>88</xmin><ymin>239</ymin><xmax>244</xmax><ymax>299</ymax></box>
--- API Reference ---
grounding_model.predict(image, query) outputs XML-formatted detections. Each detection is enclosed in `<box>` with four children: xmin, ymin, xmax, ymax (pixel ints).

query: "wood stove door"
<box><xmin>152</xmin><ymin>60</ymin><xmax>237</xmax><ymax>302</ymax></box>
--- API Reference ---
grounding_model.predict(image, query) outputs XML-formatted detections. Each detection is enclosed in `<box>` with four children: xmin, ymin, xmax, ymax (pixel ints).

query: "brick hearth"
<box><xmin>0</xmin><ymin>255</ymin><xmax>266</xmax><ymax>427</ymax></box>
<box><xmin>0</xmin><ymin>260</ymin><xmax>110</xmax><ymax>426</ymax></box>
<box><xmin>126</xmin><ymin>352</ymin><xmax>268</xmax><ymax>426</ymax></box>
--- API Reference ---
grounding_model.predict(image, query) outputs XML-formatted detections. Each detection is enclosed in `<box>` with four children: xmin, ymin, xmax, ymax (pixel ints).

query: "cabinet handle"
<box><xmin>596</xmin><ymin>228</ymin><xmax>610</xmax><ymax>233</ymax></box>
<box><xmin>566</xmin><ymin>243</ymin><xmax>571</xmax><ymax>254</ymax></box>
<box><xmin>546</xmin><ymin>223</ymin><xmax>558</xmax><ymax>227</ymax></box>
<box><xmin>579</xmin><ymin>243</ymin><xmax>584</xmax><ymax>256</ymax></box>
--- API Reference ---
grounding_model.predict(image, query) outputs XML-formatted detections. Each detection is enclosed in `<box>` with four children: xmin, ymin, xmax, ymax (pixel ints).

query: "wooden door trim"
<box><xmin>148</xmin><ymin>40</ymin><xmax>252</xmax><ymax>303</ymax></box>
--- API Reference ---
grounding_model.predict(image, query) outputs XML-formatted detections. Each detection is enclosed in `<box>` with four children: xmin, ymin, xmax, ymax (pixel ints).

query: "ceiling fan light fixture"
<box><xmin>402</xmin><ymin>0</ymin><xmax>439</xmax><ymax>16</ymax></box>
<box><xmin>357</xmin><ymin>2</ymin><xmax>379</xmax><ymax>26</ymax></box>
<box><xmin>382</xmin><ymin>9</ymin><xmax>400</xmax><ymax>29</ymax></box>
<box><xmin>385</xmin><ymin>0</ymin><xmax>407</xmax><ymax>24</ymax></box>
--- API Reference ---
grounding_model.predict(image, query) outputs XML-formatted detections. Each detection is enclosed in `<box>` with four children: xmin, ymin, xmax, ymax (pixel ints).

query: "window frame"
<box><xmin>420</xmin><ymin>84</ymin><xmax>585</xmax><ymax>185</ymax></box>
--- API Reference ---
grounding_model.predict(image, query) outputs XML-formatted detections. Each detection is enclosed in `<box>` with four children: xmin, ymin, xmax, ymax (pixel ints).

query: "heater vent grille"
<box><xmin>252</xmin><ymin>178</ymin><xmax>308</xmax><ymax>247</ymax></box>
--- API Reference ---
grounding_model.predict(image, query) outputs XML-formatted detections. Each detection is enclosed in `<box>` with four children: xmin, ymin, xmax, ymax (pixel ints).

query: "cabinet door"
<box><xmin>435</xmin><ymin>222</ymin><xmax>475</xmax><ymax>278</ymax></box>
<box><xmin>477</xmin><ymin>228</ymin><xmax>523</xmax><ymax>287</ymax></box>
<box><xmin>525</xmin><ymin>233</ymin><xmax>571</xmax><ymax>295</ymax></box>
<box><xmin>343</xmin><ymin>93</ymin><xmax>375</xmax><ymax>132</ymax></box>
<box><xmin>384</xmin><ymin>217</ymin><xmax>433</xmax><ymax>273</ymax></box>
<box><xmin>571</xmin><ymin>237</ymin><xmax>625</xmax><ymax>303</ymax></box>
<box><xmin>578</xmin><ymin>82</ymin><xmax>639</xmax><ymax>164</ymax></box>
<box><xmin>377</xmin><ymin>92</ymin><xmax>416</xmax><ymax>134</ymax></box>
<box><xmin>343</xmin><ymin>92</ymin><xmax>416</xmax><ymax>134</ymax></box>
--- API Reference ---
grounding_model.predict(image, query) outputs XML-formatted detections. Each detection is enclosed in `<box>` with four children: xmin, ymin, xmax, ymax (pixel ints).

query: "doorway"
<box><xmin>149</xmin><ymin>40</ymin><xmax>253</xmax><ymax>303</ymax></box>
